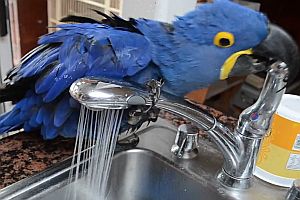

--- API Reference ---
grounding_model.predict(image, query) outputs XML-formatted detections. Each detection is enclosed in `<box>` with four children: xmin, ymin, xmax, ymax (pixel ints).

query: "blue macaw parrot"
<box><xmin>0</xmin><ymin>0</ymin><xmax>298</xmax><ymax>139</ymax></box>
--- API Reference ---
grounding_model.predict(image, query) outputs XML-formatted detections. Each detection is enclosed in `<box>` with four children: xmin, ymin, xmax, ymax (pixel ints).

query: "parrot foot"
<box><xmin>116</xmin><ymin>133</ymin><xmax>139</xmax><ymax>152</ymax></box>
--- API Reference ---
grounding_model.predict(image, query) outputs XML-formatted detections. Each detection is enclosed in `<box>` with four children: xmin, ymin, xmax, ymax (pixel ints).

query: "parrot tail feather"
<box><xmin>0</xmin><ymin>91</ymin><xmax>42</xmax><ymax>134</ymax></box>
<box><xmin>98</xmin><ymin>11</ymin><xmax>141</xmax><ymax>34</ymax></box>
<box><xmin>0</xmin><ymin>109</ymin><xmax>23</xmax><ymax>134</ymax></box>
<box><xmin>60</xmin><ymin>15</ymin><xmax>101</xmax><ymax>24</ymax></box>
<box><xmin>0</xmin><ymin>75</ymin><xmax>38</xmax><ymax>103</ymax></box>
<box><xmin>0</xmin><ymin>84</ymin><xmax>27</xmax><ymax>103</ymax></box>
<box><xmin>5</xmin><ymin>44</ymin><xmax>50</xmax><ymax>81</ymax></box>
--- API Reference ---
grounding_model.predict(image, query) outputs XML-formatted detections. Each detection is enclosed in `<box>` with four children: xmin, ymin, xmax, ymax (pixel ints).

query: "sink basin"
<box><xmin>34</xmin><ymin>149</ymin><xmax>226</xmax><ymax>200</ymax></box>
<box><xmin>0</xmin><ymin>118</ymin><xmax>288</xmax><ymax>200</ymax></box>
<box><xmin>108</xmin><ymin>149</ymin><xmax>226</xmax><ymax>200</ymax></box>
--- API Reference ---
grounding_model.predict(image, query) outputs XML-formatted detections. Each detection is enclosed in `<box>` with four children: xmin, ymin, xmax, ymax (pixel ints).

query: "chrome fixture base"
<box><xmin>217</xmin><ymin>170</ymin><xmax>252</xmax><ymax>190</ymax></box>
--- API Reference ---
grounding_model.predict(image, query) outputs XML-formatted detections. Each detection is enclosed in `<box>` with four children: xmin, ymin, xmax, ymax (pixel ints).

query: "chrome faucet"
<box><xmin>157</xmin><ymin>61</ymin><xmax>288</xmax><ymax>189</ymax></box>
<box><xmin>217</xmin><ymin>61</ymin><xmax>288</xmax><ymax>188</ymax></box>
<box><xmin>69</xmin><ymin>61</ymin><xmax>288</xmax><ymax>190</ymax></box>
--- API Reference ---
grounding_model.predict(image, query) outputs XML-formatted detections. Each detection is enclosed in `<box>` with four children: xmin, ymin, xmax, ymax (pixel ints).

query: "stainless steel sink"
<box><xmin>0</xmin><ymin>118</ymin><xmax>288</xmax><ymax>200</ymax></box>
<box><xmin>34</xmin><ymin>149</ymin><xmax>226</xmax><ymax>200</ymax></box>
<box><xmin>107</xmin><ymin>149</ymin><xmax>226</xmax><ymax>200</ymax></box>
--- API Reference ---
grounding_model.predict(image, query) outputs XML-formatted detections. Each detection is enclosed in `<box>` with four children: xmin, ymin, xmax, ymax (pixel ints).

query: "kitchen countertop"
<box><xmin>0</xmin><ymin>103</ymin><xmax>237</xmax><ymax>189</ymax></box>
<box><xmin>0</xmin><ymin>132</ymin><xmax>75</xmax><ymax>189</ymax></box>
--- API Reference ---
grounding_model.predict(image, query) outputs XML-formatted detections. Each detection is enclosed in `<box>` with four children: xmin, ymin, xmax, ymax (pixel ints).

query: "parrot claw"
<box><xmin>126</xmin><ymin>127</ymin><xmax>137</xmax><ymax>135</ymax></box>
<box><xmin>125</xmin><ymin>128</ymin><xmax>131</xmax><ymax>135</ymax></box>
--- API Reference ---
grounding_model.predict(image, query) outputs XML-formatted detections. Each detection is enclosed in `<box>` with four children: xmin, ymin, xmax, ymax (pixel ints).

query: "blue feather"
<box><xmin>0</xmin><ymin>110</ymin><xmax>20</xmax><ymax>126</ymax></box>
<box><xmin>43</xmin><ymin>60</ymin><xmax>88</xmax><ymax>102</ymax></box>
<box><xmin>0</xmin><ymin>91</ymin><xmax>42</xmax><ymax>133</ymax></box>
<box><xmin>19</xmin><ymin>47</ymin><xmax>59</xmax><ymax>79</ymax></box>
<box><xmin>69</xmin><ymin>98</ymin><xmax>80</xmax><ymax>109</ymax></box>
<box><xmin>61</xmin><ymin>112</ymin><xmax>79</xmax><ymax>138</ymax></box>
<box><xmin>42</xmin><ymin>107</ymin><xmax>54</xmax><ymax>126</ymax></box>
<box><xmin>41</xmin><ymin>124</ymin><xmax>58</xmax><ymax>140</ymax></box>
<box><xmin>10</xmin><ymin>47</ymin><xmax>59</xmax><ymax>84</ymax></box>
<box><xmin>24</xmin><ymin>122</ymin><xmax>34</xmax><ymax>132</ymax></box>
<box><xmin>54</xmin><ymin>96</ymin><xmax>73</xmax><ymax>127</ymax></box>
<box><xmin>36</xmin><ymin>106</ymin><xmax>47</xmax><ymax>125</ymax></box>
<box><xmin>28</xmin><ymin>109</ymin><xmax>40</xmax><ymax>128</ymax></box>
<box><xmin>35</xmin><ymin>63</ymin><xmax>61</xmax><ymax>94</ymax></box>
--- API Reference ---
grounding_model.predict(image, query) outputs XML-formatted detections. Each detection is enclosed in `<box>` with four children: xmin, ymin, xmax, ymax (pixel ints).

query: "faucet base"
<box><xmin>217</xmin><ymin>169</ymin><xmax>252</xmax><ymax>189</ymax></box>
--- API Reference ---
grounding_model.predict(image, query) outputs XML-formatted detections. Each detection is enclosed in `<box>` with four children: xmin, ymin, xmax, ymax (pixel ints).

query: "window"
<box><xmin>47</xmin><ymin>0</ymin><xmax>122</xmax><ymax>32</ymax></box>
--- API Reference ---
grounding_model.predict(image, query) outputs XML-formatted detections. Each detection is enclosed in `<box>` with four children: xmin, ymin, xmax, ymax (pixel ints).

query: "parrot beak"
<box><xmin>223</xmin><ymin>24</ymin><xmax>300</xmax><ymax>83</ymax></box>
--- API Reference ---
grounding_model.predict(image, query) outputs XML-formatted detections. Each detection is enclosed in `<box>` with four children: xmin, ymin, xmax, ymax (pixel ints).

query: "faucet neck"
<box><xmin>218</xmin><ymin>61</ymin><xmax>289</xmax><ymax>189</ymax></box>
<box><xmin>236</xmin><ymin>61</ymin><xmax>288</xmax><ymax>138</ymax></box>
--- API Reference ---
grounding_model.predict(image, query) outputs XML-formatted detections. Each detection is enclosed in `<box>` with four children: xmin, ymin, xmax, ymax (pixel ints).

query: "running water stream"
<box><xmin>65</xmin><ymin>106</ymin><xmax>124</xmax><ymax>200</ymax></box>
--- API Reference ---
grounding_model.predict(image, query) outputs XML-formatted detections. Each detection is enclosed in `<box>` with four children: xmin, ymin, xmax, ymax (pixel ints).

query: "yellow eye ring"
<box><xmin>214</xmin><ymin>32</ymin><xmax>235</xmax><ymax>48</ymax></box>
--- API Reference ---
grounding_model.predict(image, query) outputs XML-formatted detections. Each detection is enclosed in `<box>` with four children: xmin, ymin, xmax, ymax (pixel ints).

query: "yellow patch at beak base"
<box><xmin>220</xmin><ymin>49</ymin><xmax>253</xmax><ymax>80</ymax></box>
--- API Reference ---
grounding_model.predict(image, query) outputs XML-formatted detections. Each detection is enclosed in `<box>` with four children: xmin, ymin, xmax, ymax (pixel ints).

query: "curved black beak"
<box><xmin>229</xmin><ymin>24</ymin><xmax>300</xmax><ymax>83</ymax></box>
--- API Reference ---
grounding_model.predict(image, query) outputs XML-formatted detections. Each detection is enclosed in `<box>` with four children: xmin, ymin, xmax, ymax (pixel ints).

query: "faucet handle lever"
<box><xmin>171</xmin><ymin>124</ymin><xmax>199</xmax><ymax>159</ymax></box>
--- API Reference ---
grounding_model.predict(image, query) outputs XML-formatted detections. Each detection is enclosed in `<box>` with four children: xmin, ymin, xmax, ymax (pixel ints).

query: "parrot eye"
<box><xmin>214</xmin><ymin>32</ymin><xmax>235</xmax><ymax>48</ymax></box>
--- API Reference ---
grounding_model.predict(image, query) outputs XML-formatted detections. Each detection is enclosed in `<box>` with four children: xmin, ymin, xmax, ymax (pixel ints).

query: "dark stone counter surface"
<box><xmin>0</xmin><ymin>133</ymin><xmax>75</xmax><ymax>189</ymax></box>
<box><xmin>0</xmin><ymin>103</ymin><xmax>237</xmax><ymax>189</ymax></box>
